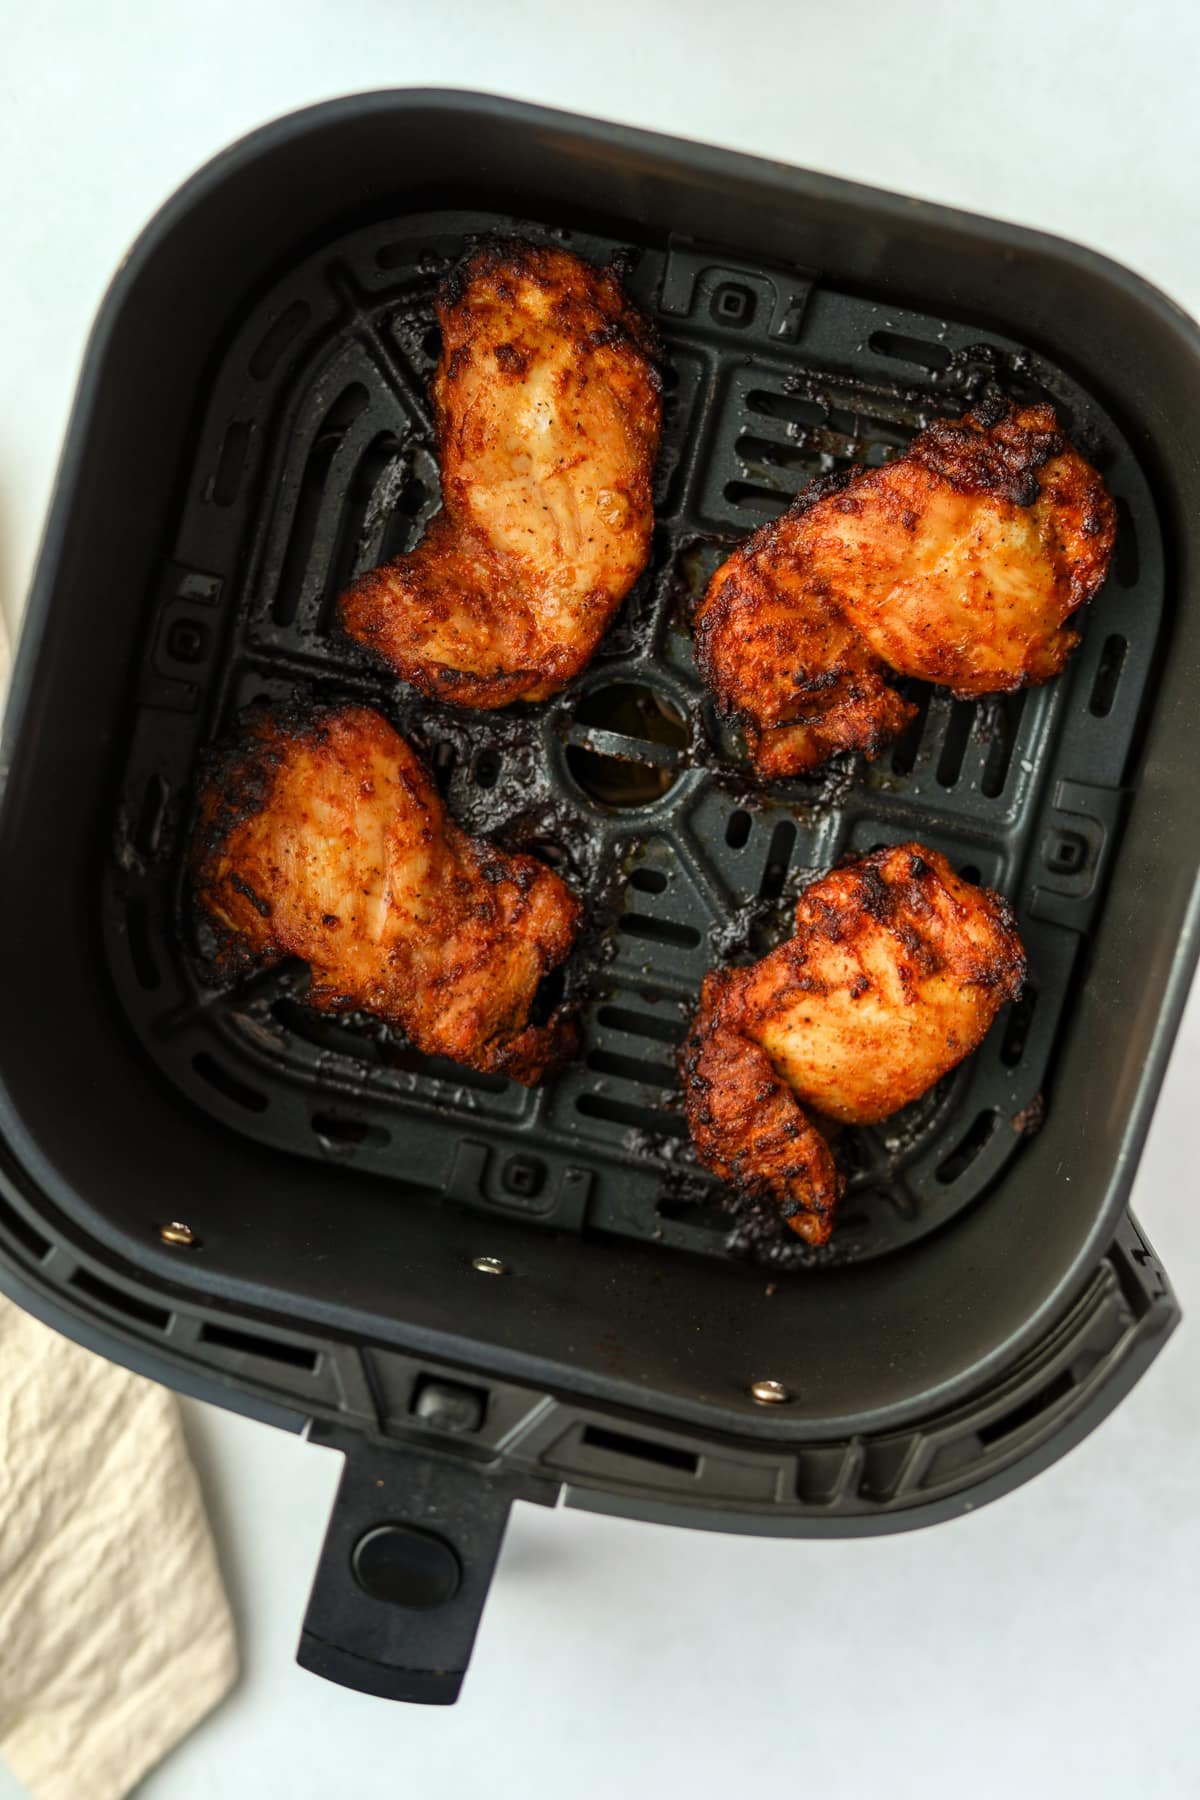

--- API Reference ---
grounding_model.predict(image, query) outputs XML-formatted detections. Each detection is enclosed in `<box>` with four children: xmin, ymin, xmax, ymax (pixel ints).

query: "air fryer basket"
<box><xmin>105</xmin><ymin>209</ymin><xmax>1161</xmax><ymax>1271</ymax></box>
<box><xmin>0</xmin><ymin>93</ymin><xmax>1196</xmax><ymax>1705</ymax></box>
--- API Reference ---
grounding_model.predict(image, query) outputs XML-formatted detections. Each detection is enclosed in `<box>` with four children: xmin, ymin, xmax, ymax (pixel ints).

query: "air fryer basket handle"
<box><xmin>297</xmin><ymin>1428</ymin><xmax>552</xmax><ymax>1704</ymax></box>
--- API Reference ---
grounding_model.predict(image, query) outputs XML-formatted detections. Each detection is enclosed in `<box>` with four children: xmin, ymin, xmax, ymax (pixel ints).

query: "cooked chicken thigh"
<box><xmin>696</xmin><ymin>399</ymin><xmax>1115</xmax><ymax>778</ymax></box>
<box><xmin>192</xmin><ymin>703</ymin><xmax>582</xmax><ymax>1083</ymax></box>
<box><xmin>680</xmin><ymin>844</ymin><xmax>1025</xmax><ymax>1243</ymax></box>
<box><xmin>341</xmin><ymin>240</ymin><xmax>662</xmax><ymax>707</ymax></box>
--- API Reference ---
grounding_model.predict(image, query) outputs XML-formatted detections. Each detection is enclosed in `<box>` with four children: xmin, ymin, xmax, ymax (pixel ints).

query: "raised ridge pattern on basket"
<box><xmin>104</xmin><ymin>211</ymin><xmax>1164</xmax><ymax>1268</ymax></box>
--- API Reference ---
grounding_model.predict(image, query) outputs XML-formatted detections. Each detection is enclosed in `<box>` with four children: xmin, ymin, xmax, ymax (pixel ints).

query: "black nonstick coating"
<box><xmin>104</xmin><ymin>207</ymin><xmax>1162</xmax><ymax>1270</ymax></box>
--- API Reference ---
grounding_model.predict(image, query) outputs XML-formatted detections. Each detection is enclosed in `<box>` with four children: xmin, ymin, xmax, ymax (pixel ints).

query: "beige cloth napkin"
<box><xmin>0</xmin><ymin>1298</ymin><xmax>238</xmax><ymax>1800</ymax></box>
<box><xmin>0</xmin><ymin>549</ymin><xmax>235</xmax><ymax>1797</ymax></box>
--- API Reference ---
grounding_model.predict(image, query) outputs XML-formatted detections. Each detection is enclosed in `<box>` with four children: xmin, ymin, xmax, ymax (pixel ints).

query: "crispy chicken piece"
<box><xmin>340</xmin><ymin>240</ymin><xmax>662</xmax><ymax>707</ymax></box>
<box><xmin>696</xmin><ymin>399</ymin><xmax>1116</xmax><ymax>778</ymax></box>
<box><xmin>679</xmin><ymin>844</ymin><xmax>1025</xmax><ymax>1243</ymax></box>
<box><xmin>192</xmin><ymin>703</ymin><xmax>582</xmax><ymax>1084</ymax></box>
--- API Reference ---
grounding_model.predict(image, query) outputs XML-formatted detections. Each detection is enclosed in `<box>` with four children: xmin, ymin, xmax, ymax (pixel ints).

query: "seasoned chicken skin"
<box><xmin>192</xmin><ymin>704</ymin><xmax>582</xmax><ymax>1084</ymax></box>
<box><xmin>696</xmin><ymin>399</ymin><xmax>1116</xmax><ymax>778</ymax></box>
<box><xmin>680</xmin><ymin>844</ymin><xmax>1025</xmax><ymax>1243</ymax></box>
<box><xmin>340</xmin><ymin>240</ymin><xmax>662</xmax><ymax>707</ymax></box>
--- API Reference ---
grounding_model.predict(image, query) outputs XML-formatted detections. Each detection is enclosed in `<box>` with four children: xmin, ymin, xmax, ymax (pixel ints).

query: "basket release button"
<box><xmin>412</xmin><ymin>1376</ymin><xmax>486</xmax><ymax>1434</ymax></box>
<box><xmin>352</xmin><ymin>1523</ymin><xmax>462</xmax><ymax>1610</ymax></box>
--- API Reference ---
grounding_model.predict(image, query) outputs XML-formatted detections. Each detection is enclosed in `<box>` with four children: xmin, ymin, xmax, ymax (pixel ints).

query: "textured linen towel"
<box><xmin>0</xmin><ymin>607</ymin><xmax>236</xmax><ymax>1797</ymax></box>
<box><xmin>0</xmin><ymin>1299</ymin><xmax>238</xmax><ymax>1800</ymax></box>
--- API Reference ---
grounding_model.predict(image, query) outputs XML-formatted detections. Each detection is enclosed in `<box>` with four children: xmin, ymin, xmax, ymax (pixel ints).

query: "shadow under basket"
<box><xmin>0</xmin><ymin>91</ymin><xmax>1197</xmax><ymax>1705</ymax></box>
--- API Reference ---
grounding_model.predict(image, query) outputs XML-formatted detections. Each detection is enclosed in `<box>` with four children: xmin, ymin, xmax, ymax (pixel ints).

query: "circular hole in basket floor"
<box><xmin>564</xmin><ymin>682</ymin><xmax>689</xmax><ymax>810</ymax></box>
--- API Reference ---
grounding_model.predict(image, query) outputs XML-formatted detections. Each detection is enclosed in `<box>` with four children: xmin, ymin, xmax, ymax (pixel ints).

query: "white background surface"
<box><xmin>3</xmin><ymin>4</ymin><xmax>1200</xmax><ymax>1796</ymax></box>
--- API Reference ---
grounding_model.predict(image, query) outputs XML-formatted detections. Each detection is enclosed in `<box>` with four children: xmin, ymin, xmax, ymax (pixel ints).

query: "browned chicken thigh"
<box><xmin>340</xmin><ymin>240</ymin><xmax>662</xmax><ymax>707</ymax></box>
<box><xmin>680</xmin><ymin>844</ymin><xmax>1025</xmax><ymax>1243</ymax></box>
<box><xmin>192</xmin><ymin>704</ymin><xmax>582</xmax><ymax>1083</ymax></box>
<box><xmin>696</xmin><ymin>398</ymin><xmax>1116</xmax><ymax>778</ymax></box>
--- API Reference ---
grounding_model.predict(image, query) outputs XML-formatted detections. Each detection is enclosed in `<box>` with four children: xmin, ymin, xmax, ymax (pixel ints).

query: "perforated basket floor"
<box><xmin>103</xmin><ymin>211</ymin><xmax>1163</xmax><ymax>1268</ymax></box>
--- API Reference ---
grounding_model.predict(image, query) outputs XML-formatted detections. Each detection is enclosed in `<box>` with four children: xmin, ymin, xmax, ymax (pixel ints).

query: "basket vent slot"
<box><xmin>977</xmin><ymin>1369</ymin><xmax>1074</xmax><ymax>1444</ymax></box>
<box><xmin>71</xmin><ymin>1268</ymin><xmax>170</xmax><ymax>1332</ymax></box>
<box><xmin>273</xmin><ymin>385</ymin><xmax>369</xmax><ymax>625</ymax></box>
<box><xmin>379</xmin><ymin>476</ymin><xmax>431</xmax><ymax>561</ymax></box>
<box><xmin>725</xmin><ymin>808</ymin><xmax>752</xmax><ymax>849</ymax></box>
<box><xmin>211</xmin><ymin>420</ymin><xmax>251</xmax><ymax>507</ymax></box>
<box><xmin>0</xmin><ymin>1194</ymin><xmax>51</xmax><ymax>1262</ymax></box>
<box><xmin>586</xmin><ymin>1048</ymin><xmax>676</xmax><ymax>1089</ymax></box>
<box><xmin>737</xmin><ymin>431</ymin><xmax>834</xmax><ymax>473</ymax></box>
<box><xmin>936</xmin><ymin>1110</ymin><xmax>1000</xmax><ymax>1183</ymax></box>
<box><xmin>595</xmin><ymin>1005</ymin><xmax>684</xmax><ymax>1047</ymax></box>
<box><xmin>980</xmin><ymin>692</ymin><xmax>1026</xmax><ymax>797</ymax></box>
<box><xmin>249</xmin><ymin>300</ymin><xmax>311</xmax><ymax>380</ymax></box>
<box><xmin>126</xmin><ymin>899</ymin><xmax>161</xmax><ymax>992</ymax></box>
<box><xmin>630</xmin><ymin>866</ymin><xmax>668</xmax><ymax>894</ymax></box>
<box><xmin>317</xmin><ymin>430</ymin><xmax>403</xmax><ymax>633</ymax></box>
<box><xmin>747</xmin><ymin>389</ymin><xmax>826</xmax><ymax>429</ymax></box>
<box><xmin>1000</xmin><ymin>987</ymin><xmax>1038</xmax><ymax>1067</ymax></box>
<box><xmin>936</xmin><ymin>700</ymin><xmax>977</xmax><ymax>788</ymax></box>
<box><xmin>472</xmin><ymin>749</ymin><xmax>502</xmax><ymax>789</ymax></box>
<box><xmin>580</xmin><ymin>1424</ymin><xmax>698</xmax><ymax>1474</ymax></box>
<box><xmin>759</xmin><ymin>820</ymin><xmax>796</xmax><ymax>901</ymax></box>
<box><xmin>134</xmin><ymin>774</ymin><xmax>170</xmax><ymax>860</ymax></box>
<box><xmin>375</xmin><ymin>240</ymin><xmax>416</xmax><ymax>270</ymax></box>
<box><xmin>890</xmin><ymin>682</ymin><xmax>933</xmax><ymax>775</ymax></box>
<box><xmin>1089</xmin><ymin>634</ymin><xmax>1128</xmax><ymax>718</ymax></box>
<box><xmin>379</xmin><ymin>1044</ymin><xmax>509</xmax><ymax>1093</ymax></box>
<box><xmin>869</xmin><ymin>330</ymin><xmax>952</xmax><ymax>373</ymax></box>
<box><xmin>200</xmin><ymin>1322</ymin><xmax>319</xmax><ymax>1371</ymax></box>
<box><xmin>312</xmin><ymin>1112</ymin><xmax>390</xmax><ymax>1150</ymax></box>
<box><xmin>1113</xmin><ymin>499</ymin><xmax>1138</xmax><ymax>587</ymax></box>
<box><xmin>656</xmin><ymin>1190</ymin><xmax>731</xmax><ymax>1233</ymax></box>
<box><xmin>192</xmin><ymin>1053</ymin><xmax>269</xmax><ymax>1113</ymax></box>
<box><xmin>576</xmin><ymin>1094</ymin><xmax>687</xmax><ymax>1136</ymax></box>
<box><xmin>723</xmin><ymin>479</ymin><xmax>796</xmax><ymax>516</ymax></box>
<box><xmin>618</xmin><ymin>914</ymin><xmax>701</xmax><ymax>949</ymax></box>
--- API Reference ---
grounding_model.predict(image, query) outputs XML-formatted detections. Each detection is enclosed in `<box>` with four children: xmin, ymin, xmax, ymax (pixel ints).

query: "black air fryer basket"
<box><xmin>2</xmin><ymin>92</ymin><xmax>1197</xmax><ymax>1705</ymax></box>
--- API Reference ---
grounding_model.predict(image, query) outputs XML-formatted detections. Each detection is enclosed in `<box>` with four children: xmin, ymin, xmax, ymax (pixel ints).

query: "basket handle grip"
<box><xmin>297</xmin><ymin>1429</ymin><xmax>546</xmax><ymax>1704</ymax></box>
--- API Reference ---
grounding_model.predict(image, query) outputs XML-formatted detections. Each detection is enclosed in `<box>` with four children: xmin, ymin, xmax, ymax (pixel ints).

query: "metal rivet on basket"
<box><xmin>160</xmin><ymin>1220</ymin><xmax>199</xmax><ymax>1247</ymax></box>
<box><xmin>749</xmin><ymin>1378</ymin><xmax>791</xmax><ymax>1405</ymax></box>
<box><xmin>471</xmin><ymin>1255</ymin><xmax>507</xmax><ymax>1276</ymax></box>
